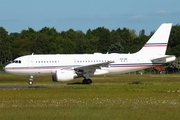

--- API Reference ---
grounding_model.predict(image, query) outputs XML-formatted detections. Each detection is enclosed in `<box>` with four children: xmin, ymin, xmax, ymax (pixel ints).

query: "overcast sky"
<box><xmin>0</xmin><ymin>0</ymin><xmax>180</xmax><ymax>35</ymax></box>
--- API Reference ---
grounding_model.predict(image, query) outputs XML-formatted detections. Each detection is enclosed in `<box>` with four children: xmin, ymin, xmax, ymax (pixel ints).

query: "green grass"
<box><xmin>0</xmin><ymin>74</ymin><xmax>180</xmax><ymax>120</ymax></box>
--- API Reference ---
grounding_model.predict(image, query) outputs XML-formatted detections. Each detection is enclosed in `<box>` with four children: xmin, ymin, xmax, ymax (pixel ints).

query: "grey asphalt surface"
<box><xmin>0</xmin><ymin>84</ymin><xmax>30</xmax><ymax>90</ymax></box>
<box><xmin>0</xmin><ymin>84</ymin><xmax>66</xmax><ymax>90</ymax></box>
<box><xmin>0</xmin><ymin>82</ymin><xmax>85</xmax><ymax>90</ymax></box>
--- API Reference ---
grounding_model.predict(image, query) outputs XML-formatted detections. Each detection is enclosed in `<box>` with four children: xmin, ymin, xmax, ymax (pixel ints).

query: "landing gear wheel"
<box><xmin>87</xmin><ymin>79</ymin><xmax>92</xmax><ymax>84</ymax></box>
<box><xmin>29</xmin><ymin>76</ymin><xmax>33</xmax><ymax>85</ymax></box>
<box><xmin>83</xmin><ymin>79</ymin><xmax>86</xmax><ymax>84</ymax></box>
<box><xmin>28</xmin><ymin>80</ymin><xmax>33</xmax><ymax>85</ymax></box>
<box><xmin>82</xmin><ymin>79</ymin><xmax>92</xmax><ymax>84</ymax></box>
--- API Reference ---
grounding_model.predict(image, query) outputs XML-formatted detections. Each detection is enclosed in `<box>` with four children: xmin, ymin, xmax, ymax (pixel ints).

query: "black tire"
<box><xmin>82</xmin><ymin>79</ymin><xmax>92</xmax><ymax>84</ymax></box>
<box><xmin>87</xmin><ymin>79</ymin><xmax>92</xmax><ymax>84</ymax></box>
<box><xmin>82</xmin><ymin>79</ymin><xmax>86</xmax><ymax>84</ymax></box>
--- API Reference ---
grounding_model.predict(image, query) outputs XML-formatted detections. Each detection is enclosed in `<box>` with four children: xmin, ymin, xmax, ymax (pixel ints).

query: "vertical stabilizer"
<box><xmin>135</xmin><ymin>23</ymin><xmax>172</xmax><ymax>55</ymax></box>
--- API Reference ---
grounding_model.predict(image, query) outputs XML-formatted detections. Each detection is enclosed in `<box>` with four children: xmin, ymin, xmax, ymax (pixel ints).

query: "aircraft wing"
<box><xmin>72</xmin><ymin>61</ymin><xmax>113</xmax><ymax>76</ymax></box>
<box><xmin>74</xmin><ymin>61</ymin><xmax>113</xmax><ymax>70</ymax></box>
<box><xmin>151</xmin><ymin>55</ymin><xmax>176</xmax><ymax>63</ymax></box>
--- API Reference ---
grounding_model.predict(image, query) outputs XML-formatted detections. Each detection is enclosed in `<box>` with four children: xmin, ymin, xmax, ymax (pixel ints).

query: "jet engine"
<box><xmin>52</xmin><ymin>70</ymin><xmax>74</xmax><ymax>82</ymax></box>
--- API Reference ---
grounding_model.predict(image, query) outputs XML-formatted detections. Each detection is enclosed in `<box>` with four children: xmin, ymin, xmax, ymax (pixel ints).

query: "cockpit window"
<box><xmin>13</xmin><ymin>60</ymin><xmax>21</xmax><ymax>63</ymax></box>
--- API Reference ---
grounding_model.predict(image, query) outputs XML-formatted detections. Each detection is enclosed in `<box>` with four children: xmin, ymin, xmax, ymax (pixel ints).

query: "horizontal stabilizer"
<box><xmin>151</xmin><ymin>55</ymin><xmax>176</xmax><ymax>63</ymax></box>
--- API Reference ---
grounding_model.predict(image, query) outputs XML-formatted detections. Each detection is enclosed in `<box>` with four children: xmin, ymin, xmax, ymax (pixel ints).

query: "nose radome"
<box><xmin>4</xmin><ymin>65</ymin><xmax>9</xmax><ymax>72</ymax></box>
<box><xmin>4</xmin><ymin>64</ymin><xmax>11</xmax><ymax>73</ymax></box>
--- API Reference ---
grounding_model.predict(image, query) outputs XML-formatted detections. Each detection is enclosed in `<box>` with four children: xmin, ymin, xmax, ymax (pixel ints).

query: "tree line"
<box><xmin>0</xmin><ymin>24</ymin><xmax>180</xmax><ymax>72</ymax></box>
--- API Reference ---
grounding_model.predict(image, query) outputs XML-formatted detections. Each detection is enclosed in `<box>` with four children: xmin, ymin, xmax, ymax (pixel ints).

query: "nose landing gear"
<box><xmin>29</xmin><ymin>76</ymin><xmax>33</xmax><ymax>85</ymax></box>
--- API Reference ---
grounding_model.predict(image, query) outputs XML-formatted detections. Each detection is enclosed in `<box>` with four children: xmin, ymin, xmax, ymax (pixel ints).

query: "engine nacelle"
<box><xmin>52</xmin><ymin>70</ymin><xmax>74</xmax><ymax>82</ymax></box>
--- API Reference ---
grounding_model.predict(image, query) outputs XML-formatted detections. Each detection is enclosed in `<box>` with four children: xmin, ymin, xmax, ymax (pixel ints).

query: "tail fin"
<box><xmin>135</xmin><ymin>23</ymin><xmax>172</xmax><ymax>55</ymax></box>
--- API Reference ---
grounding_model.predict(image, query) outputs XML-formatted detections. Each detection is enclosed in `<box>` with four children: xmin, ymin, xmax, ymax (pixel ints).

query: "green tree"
<box><xmin>91</xmin><ymin>27</ymin><xmax>111</xmax><ymax>53</ymax></box>
<box><xmin>110</xmin><ymin>29</ymin><xmax>123</xmax><ymax>45</ymax></box>
<box><xmin>169</xmin><ymin>44</ymin><xmax>180</xmax><ymax>57</ymax></box>
<box><xmin>167</xmin><ymin>24</ymin><xmax>180</xmax><ymax>57</ymax></box>
<box><xmin>85</xmin><ymin>29</ymin><xmax>99</xmax><ymax>53</ymax></box>
<box><xmin>0</xmin><ymin>27</ymin><xmax>11</xmax><ymax>64</ymax></box>
<box><xmin>115</xmin><ymin>28</ymin><xmax>136</xmax><ymax>53</ymax></box>
<box><xmin>11</xmin><ymin>28</ymin><xmax>36</xmax><ymax>57</ymax></box>
<box><xmin>165</xmin><ymin>57</ymin><xmax>180</xmax><ymax>73</ymax></box>
<box><xmin>108</xmin><ymin>42</ymin><xmax>124</xmax><ymax>53</ymax></box>
<box><xmin>60</xmin><ymin>29</ymin><xmax>84</xmax><ymax>54</ymax></box>
<box><xmin>30</xmin><ymin>33</ymin><xmax>50</xmax><ymax>54</ymax></box>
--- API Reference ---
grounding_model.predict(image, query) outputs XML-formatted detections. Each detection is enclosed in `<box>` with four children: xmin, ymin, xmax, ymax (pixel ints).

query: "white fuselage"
<box><xmin>4</xmin><ymin>53</ymin><xmax>161</xmax><ymax>76</ymax></box>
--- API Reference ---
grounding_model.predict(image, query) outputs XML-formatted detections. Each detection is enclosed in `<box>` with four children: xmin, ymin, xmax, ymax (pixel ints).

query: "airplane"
<box><xmin>4</xmin><ymin>23</ymin><xmax>176</xmax><ymax>85</ymax></box>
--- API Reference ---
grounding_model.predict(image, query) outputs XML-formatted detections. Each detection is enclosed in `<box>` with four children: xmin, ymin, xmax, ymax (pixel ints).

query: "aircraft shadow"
<box><xmin>67</xmin><ymin>82</ymin><xmax>90</xmax><ymax>85</ymax></box>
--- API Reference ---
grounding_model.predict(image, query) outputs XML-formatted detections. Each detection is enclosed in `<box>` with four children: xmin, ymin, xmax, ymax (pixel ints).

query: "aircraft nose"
<box><xmin>4</xmin><ymin>65</ymin><xmax>9</xmax><ymax>72</ymax></box>
<box><xmin>4</xmin><ymin>64</ymin><xmax>12</xmax><ymax>73</ymax></box>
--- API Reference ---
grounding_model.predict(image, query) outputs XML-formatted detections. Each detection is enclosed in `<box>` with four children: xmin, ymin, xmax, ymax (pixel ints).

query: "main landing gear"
<box><xmin>81</xmin><ymin>71</ymin><xmax>92</xmax><ymax>84</ymax></box>
<box><xmin>82</xmin><ymin>78</ymin><xmax>92</xmax><ymax>84</ymax></box>
<box><xmin>29</xmin><ymin>75</ymin><xmax>33</xmax><ymax>85</ymax></box>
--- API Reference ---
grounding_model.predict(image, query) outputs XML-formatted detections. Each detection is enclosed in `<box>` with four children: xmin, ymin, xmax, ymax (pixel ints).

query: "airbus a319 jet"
<box><xmin>5</xmin><ymin>23</ymin><xmax>176</xmax><ymax>85</ymax></box>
